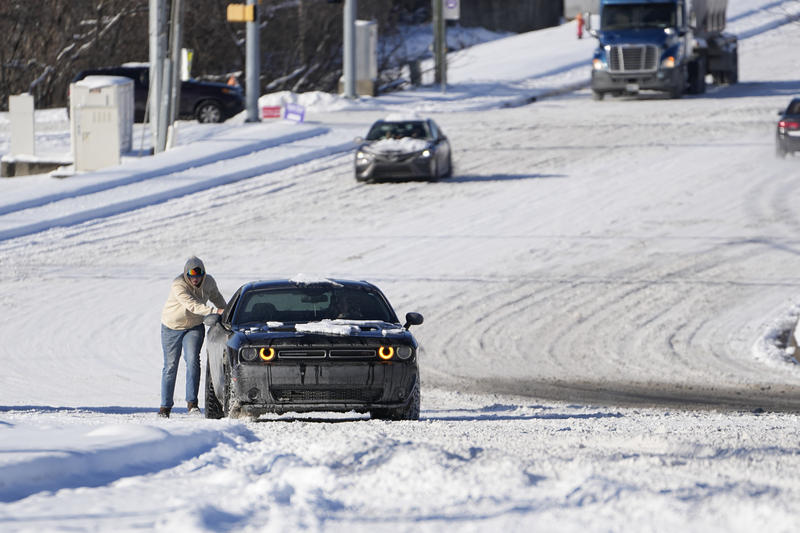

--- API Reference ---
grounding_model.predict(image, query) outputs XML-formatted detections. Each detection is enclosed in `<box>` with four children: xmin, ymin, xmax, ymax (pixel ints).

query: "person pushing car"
<box><xmin>158</xmin><ymin>256</ymin><xmax>226</xmax><ymax>418</ymax></box>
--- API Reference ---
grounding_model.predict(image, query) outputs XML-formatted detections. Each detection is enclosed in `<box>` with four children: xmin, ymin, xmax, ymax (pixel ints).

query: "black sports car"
<box><xmin>203</xmin><ymin>278</ymin><xmax>423</xmax><ymax>420</ymax></box>
<box><xmin>776</xmin><ymin>97</ymin><xmax>800</xmax><ymax>158</ymax></box>
<box><xmin>354</xmin><ymin>116</ymin><xmax>452</xmax><ymax>182</ymax></box>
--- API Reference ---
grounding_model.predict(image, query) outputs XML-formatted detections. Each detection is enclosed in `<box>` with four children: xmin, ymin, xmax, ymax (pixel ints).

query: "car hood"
<box><xmin>361</xmin><ymin>138</ymin><xmax>431</xmax><ymax>155</ymax></box>
<box><xmin>237</xmin><ymin>320</ymin><xmax>412</xmax><ymax>343</ymax></box>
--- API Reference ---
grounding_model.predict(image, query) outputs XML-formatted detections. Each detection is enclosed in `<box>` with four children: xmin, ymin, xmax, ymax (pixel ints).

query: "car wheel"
<box><xmin>776</xmin><ymin>144</ymin><xmax>787</xmax><ymax>159</ymax></box>
<box><xmin>443</xmin><ymin>154</ymin><xmax>453</xmax><ymax>178</ymax></box>
<box><xmin>204</xmin><ymin>359</ymin><xmax>223</xmax><ymax>419</ymax></box>
<box><xmin>221</xmin><ymin>362</ymin><xmax>243</xmax><ymax>418</ymax></box>
<box><xmin>371</xmin><ymin>384</ymin><xmax>420</xmax><ymax>421</ymax></box>
<box><xmin>592</xmin><ymin>90</ymin><xmax>605</xmax><ymax>101</ymax></box>
<box><xmin>196</xmin><ymin>101</ymin><xmax>223</xmax><ymax>123</ymax></box>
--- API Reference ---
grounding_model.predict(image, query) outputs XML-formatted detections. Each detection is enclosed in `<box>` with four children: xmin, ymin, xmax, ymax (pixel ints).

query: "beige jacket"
<box><xmin>161</xmin><ymin>257</ymin><xmax>226</xmax><ymax>330</ymax></box>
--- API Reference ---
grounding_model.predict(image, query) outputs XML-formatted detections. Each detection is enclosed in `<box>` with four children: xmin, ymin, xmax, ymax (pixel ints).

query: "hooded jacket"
<box><xmin>161</xmin><ymin>256</ymin><xmax>226</xmax><ymax>330</ymax></box>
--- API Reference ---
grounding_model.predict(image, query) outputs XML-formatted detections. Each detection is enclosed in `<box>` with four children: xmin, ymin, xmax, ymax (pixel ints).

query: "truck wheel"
<box><xmin>204</xmin><ymin>359</ymin><xmax>223</xmax><ymax>419</ymax></box>
<box><xmin>688</xmin><ymin>58</ymin><xmax>706</xmax><ymax>95</ymax></box>
<box><xmin>729</xmin><ymin>50</ymin><xmax>739</xmax><ymax>85</ymax></box>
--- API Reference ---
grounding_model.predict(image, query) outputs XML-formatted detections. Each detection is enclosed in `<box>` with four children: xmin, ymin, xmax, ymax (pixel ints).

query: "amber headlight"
<box><xmin>396</xmin><ymin>346</ymin><xmax>413</xmax><ymax>360</ymax></box>
<box><xmin>241</xmin><ymin>348</ymin><xmax>258</xmax><ymax>362</ymax></box>
<box><xmin>378</xmin><ymin>346</ymin><xmax>395</xmax><ymax>360</ymax></box>
<box><xmin>259</xmin><ymin>347</ymin><xmax>276</xmax><ymax>361</ymax></box>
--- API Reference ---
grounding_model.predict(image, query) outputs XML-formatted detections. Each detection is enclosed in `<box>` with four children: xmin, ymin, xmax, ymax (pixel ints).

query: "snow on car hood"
<box><xmin>296</xmin><ymin>320</ymin><xmax>405</xmax><ymax>336</ymax></box>
<box><xmin>367</xmin><ymin>137</ymin><xmax>430</xmax><ymax>154</ymax></box>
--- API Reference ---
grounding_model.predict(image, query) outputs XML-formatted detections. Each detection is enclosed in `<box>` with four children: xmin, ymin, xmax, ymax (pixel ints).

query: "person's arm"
<box><xmin>173</xmin><ymin>282</ymin><xmax>215</xmax><ymax>316</ymax></box>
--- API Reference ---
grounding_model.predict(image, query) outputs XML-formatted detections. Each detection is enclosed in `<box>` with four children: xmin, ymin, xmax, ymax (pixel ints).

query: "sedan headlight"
<box><xmin>420</xmin><ymin>149</ymin><xmax>432</xmax><ymax>158</ymax></box>
<box><xmin>356</xmin><ymin>150</ymin><xmax>373</xmax><ymax>161</ymax></box>
<box><xmin>241</xmin><ymin>347</ymin><xmax>258</xmax><ymax>362</ymax></box>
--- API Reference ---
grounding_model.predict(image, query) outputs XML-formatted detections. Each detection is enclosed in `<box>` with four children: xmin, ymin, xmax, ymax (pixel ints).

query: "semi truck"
<box><xmin>588</xmin><ymin>0</ymin><xmax>738</xmax><ymax>99</ymax></box>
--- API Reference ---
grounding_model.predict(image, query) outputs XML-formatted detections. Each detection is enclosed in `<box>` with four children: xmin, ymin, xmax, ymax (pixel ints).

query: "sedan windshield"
<box><xmin>601</xmin><ymin>4</ymin><xmax>676</xmax><ymax>30</ymax></box>
<box><xmin>233</xmin><ymin>286</ymin><xmax>397</xmax><ymax>325</ymax></box>
<box><xmin>366</xmin><ymin>121</ymin><xmax>431</xmax><ymax>141</ymax></box>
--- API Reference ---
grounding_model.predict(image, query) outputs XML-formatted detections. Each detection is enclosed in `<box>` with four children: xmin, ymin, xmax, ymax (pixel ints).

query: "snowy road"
<box><xmin>2</xmin><ymin>1</ymin><xmax>800</xmax><ymax>531</ymax></box>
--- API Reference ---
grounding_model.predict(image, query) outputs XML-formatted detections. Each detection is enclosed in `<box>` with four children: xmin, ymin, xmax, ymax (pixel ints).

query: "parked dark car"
<box><xmin>202</xmin><ymin>278</ymin><xmax>424</xmax><ymax>420</ymax></box>
<box><xmin>354</xmin><ymin>116</ymin><xmax>452</xmax><ymax>181</ymax></box>
<box><xmin>71</xmin><ymin>64</ymin><xmax>244</xmax><ymax>123</ymax></box>
<box><xmin>776</xmin><ymin>98</ymin><xmax>800</xmax><ymax>158</ymax></box>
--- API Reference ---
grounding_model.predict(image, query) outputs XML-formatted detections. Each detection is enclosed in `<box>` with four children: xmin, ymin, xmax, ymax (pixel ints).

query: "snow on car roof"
<box><xmin>383</xmin><ymin>112</ymin><xmax>425</xmax><ymax>122</ymax></box>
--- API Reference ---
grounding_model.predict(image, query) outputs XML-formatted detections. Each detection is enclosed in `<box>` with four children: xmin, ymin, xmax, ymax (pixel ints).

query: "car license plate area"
<box><xmin>268</xmin><ymin>363</ymin><xmax>386</xmax><ymax>403</ymax></box>
<box><xmin>625</xmin><ymin>83</ymin><xmax>639</xmax><ymax>93</ymax></box>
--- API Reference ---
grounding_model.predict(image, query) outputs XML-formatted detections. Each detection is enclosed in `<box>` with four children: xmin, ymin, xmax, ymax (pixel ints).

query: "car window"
<box><xmin>366</xmin><ymin>121</ymin><xmax>432</xmax><ymax>141</ymax></box>
<box><xmin>234</xmin><ymin>287</ymin><xmax>396</xmax><ymax>325</ymax></box>
<box><xmin>789</xmin><ymin>100</ymin><xmax>800</xmax><ymax>115</ymax></box>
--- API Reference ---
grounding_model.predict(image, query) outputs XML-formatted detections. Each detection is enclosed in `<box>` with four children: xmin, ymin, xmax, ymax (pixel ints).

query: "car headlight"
<box><xmin>378</xmin><ymin>346</ymin><xmax>395</xmax><ymax>360</ymax></box>
<box><xmin>396</xmin><ymin>345</ymin><xmax>413</xmax><ymax>360</ymax></box>
<box><xmin>259</xmin><ymin>347</ymin><xmax>276</xmax><ymax>361</ymax></box>
<box><xmin>661</xmin><ymin>56</ymin><xmax>676</xmax><ymax>68</ymax></box>
<box><xmin>420</xmin><ymin>149</ymin><xmax>432</xmax><ymax>158</ymax></box>
<box><xmin>592</xmin><ymin>58</ymin><xmax>606</xmax><ymax>70</ymax></box>
<box><xmin>356</xmin><ymin>150</ymin><xmax>373</xmax><ymax>161</ymax></box>
<box><xmin>241</xmin><ymin>347</ymin><xmax>258</xmax><ymax>362</ymax></box>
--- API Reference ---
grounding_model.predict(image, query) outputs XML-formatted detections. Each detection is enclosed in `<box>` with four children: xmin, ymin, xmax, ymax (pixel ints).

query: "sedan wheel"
<box><xmin>196</xmin><ymin>101</ymin><xmax>223</xmax><ymax>123</ymax></box>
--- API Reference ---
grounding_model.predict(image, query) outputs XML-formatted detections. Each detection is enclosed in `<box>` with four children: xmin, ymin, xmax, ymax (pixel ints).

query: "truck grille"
<box><xmin>608</xmin><ymin>45</ymin><xmax>658</xmax><ymax>73</ymax></box>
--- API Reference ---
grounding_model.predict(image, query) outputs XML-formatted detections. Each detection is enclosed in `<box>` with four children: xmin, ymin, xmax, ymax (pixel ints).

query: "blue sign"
<box><xmin>283</xmin><ymin>103</ymin><xmax>306</xmax><ymax>123</ymax></box>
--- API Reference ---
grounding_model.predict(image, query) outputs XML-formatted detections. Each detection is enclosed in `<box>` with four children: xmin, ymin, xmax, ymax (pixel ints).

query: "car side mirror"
<box><xmin>354</xmin><ymin>136</ymin><xmax>364</xmax><ymax>144</ymax></box>
<box><xmin>403</xmin><ymin>312</ymin><xmax>424</xmax><ymax>329</ymax></box>
<box><xmin>203</xmin><ymin>314</ymin><xmax>221</xmax><ymax>327</ymax></box>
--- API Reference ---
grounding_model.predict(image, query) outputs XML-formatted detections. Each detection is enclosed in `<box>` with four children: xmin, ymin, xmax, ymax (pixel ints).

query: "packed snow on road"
<box><xmin>2</xmin><ymin>1</ymin><xmax>800</xmax><ymax>531</ymax></box>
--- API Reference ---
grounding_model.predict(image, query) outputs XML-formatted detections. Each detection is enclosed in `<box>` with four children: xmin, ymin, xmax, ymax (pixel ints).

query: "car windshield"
<box><xmin>601</xmin><ymin>4</ymin><xmax>676</xmax><ymax>30</ymax></box>
<box><xmin>366</xmin><ymin>121</ymin><xmax>431</xmax><ymax>141</ymax></box>
<box><xmin>787</xmin><ymin>100</ymin><xmax>800</xmax><ymax>115</ymax></box>
<box><xmin>233</xmin><ymin>286</ymin><xmax>397</xmax><ymax>325</ymax></box>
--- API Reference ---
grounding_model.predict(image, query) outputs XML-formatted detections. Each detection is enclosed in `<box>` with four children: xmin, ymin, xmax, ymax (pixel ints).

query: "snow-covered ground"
<box><xmin>2</xmin><ymin>2</ymin><xmax>800</xmax><ymax>531</ymax></box>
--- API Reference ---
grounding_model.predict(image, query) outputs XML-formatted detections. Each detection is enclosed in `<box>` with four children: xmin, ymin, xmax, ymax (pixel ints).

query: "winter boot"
<box><xmin>158</xmin><ymin>407</ymin><xmax>171</xmax><ymax>418</ymax></box>
<box><xmin>187</xmin><ymin>401</ymin><xmax>201</xmax><ymax>415</ymax></box>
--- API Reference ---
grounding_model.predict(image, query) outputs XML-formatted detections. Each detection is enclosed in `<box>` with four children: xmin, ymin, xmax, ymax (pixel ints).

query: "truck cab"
<box><xmin>590</xmin><ymin>0</ymin><xmax>737</xmax><ymax>100</ymax></box>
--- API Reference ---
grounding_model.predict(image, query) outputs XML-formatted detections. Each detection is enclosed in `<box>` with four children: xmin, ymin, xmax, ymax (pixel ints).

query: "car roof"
<box><xmin>239</xmin><ymin>278</ymin><xmax>381</xmax><ymax>292</ymax></box>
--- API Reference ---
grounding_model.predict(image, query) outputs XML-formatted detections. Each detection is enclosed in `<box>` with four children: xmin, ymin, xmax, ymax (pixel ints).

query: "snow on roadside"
<box><xmin>0</xmin><ymin>412</ymin><xmax>255</xmax><ymax>503</ymax></box>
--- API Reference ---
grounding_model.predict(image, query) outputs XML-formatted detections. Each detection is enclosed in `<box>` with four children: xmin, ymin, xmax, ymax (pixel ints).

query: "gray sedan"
<box><xmin>354</xmin><ymin>117</ymin><xmax>452</xmax><ymax>182</ymax></box>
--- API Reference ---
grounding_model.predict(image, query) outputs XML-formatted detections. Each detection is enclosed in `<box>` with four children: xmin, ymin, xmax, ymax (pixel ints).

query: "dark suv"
<box><xmin>776</xmin><ymin>98</ymin><xmax>800</xmax><ymax>158</ymax></box>
<box><xmin>72</xmin><ymin>64</ymin><xmax>244</xmax><ymax>123</ymax></box>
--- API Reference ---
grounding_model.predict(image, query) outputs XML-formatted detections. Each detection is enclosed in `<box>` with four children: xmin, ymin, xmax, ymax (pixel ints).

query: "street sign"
<box><xmin>227</xmin><ymin>3</ymin><xmax>255</xmax><ymax>22</ymax></box>
<box><xmin>283</xmin><ymin>103</ymin><xmax>305</xmax><ymax>122</ymax></box>
<box><xmin>261</xmin><ymin>106</ymin><xmax>281</xmax><ymax>119</ymax></box>
<box><xmin>444</xmin><ymin>0</ymin><xmax>460</xmax><ymax>20</ymax></box>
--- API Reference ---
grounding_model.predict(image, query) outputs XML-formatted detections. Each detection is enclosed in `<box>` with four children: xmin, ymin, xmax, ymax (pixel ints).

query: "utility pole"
<box><xmin>149</xmin><ymin>0</ymin><xmax>168</xmax><ymax>152</ymax></box>
<box><xmin>245</xmin><ymin>0</ymin><xmax>260</xmax><ymax>121</ymax></box>
<box><xmin>433</xmin><ymin>0</ymin><xmax>446</xmax><ymax>92</ymax></box>
<box><xmin>343</xmin><ymin>0</ymin><xmax>357</xmax><ymax>99</ymax></box>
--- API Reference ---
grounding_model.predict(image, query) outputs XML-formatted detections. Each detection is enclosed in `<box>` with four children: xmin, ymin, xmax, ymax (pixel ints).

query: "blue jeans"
<box><xmin>160</xmin><ymin>323</ymin><xmax>204</xmax><ymax>408</ymax></box>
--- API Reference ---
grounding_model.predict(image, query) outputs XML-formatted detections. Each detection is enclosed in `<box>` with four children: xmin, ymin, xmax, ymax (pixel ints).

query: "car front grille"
<box><xmin>277</xmin><ymin>350</ymin><xmax>326</xmax><ymax>359</ymax></box>
<box><xmin>608</xmin><ymin>45</ymin><xmax>658</xmax><ymax>73</ymax></box>
<box><xmin>271</xmin><ymin>387</ymin><xmax>382</xmax><ymax>403</ymax></box>
<box><xmin>329</xmin><ymin>349</ymin><xmax>376</xmax><ymax>358</ymax></box>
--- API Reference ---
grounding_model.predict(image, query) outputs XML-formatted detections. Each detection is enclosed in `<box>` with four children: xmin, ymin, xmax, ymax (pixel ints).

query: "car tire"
<box><xmin>204</xmin><ymin>359</ymin><xmax>223</xmax><ymax>419</ymax></box>
<box><xmin>443</xmin><ymin>154</ymin><xmax>453</xmax><ymax>178</ymax></box>
<box><xmin>371</xmin><ymin>384</ymin><xmax>420</xmax><ymax>421</ymax></box>
<box><xmin>196</xmin><ymin>101</ymin><xmax>223</xmax><ymax>123</ymax></box>
<box><xmin>776</xmin><ymin>144</ymin><xmax>787</xmax><ymax>159</ymax></box>
<box><xmin>592</xmin><ymin>90</ymin><xmax>605</xmax><ymax>101</ymax></box>
<box><xmin>221</xmin><ymin>362</ymin><xmax>243</xmax><ymax>418</ymax></box>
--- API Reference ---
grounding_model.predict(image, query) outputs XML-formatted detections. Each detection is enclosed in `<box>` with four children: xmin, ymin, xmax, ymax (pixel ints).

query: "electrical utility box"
<box><xmin>69</xmin><ymin>76</ymin><xmax>134</xmax><ymax>171</ymax></box>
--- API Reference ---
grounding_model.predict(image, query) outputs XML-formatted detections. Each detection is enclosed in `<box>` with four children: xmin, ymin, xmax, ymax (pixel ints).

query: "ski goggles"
<box><xmin>187</xmin><ymin>268</ymin><xmax>204</xmax><ymax>277</ymax></box>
